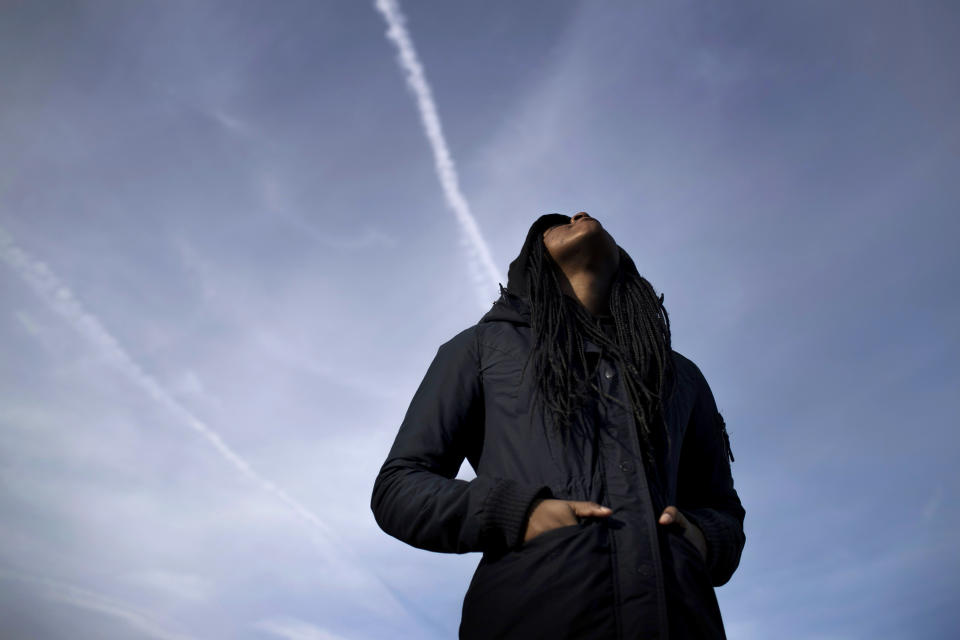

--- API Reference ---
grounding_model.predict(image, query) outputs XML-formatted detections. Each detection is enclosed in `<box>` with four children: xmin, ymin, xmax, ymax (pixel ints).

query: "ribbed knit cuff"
<box><xmin>481</xmin><ymin>478</ymin><xmax>554</xmax><ymax>551</ymax></box>
<box><xmin>681</xmin><ymin>507</ymin><xmax>744</xmax><ymax>587</ymax></box>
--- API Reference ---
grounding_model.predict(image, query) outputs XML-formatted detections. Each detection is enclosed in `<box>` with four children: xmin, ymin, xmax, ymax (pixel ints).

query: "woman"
<box><xmin>371</xmin><ymin>212</ymin><xmax>746</xmax><ymax>639</ymax></box>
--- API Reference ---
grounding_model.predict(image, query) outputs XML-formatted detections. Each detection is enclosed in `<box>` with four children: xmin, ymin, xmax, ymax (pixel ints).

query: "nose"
<box><xmin>571</xmin><ymin>211</ymin><xmax>591</xmax><ymax>222</ymax></box>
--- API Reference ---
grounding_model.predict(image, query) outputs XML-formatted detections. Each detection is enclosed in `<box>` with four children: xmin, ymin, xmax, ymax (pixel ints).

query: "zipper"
<box><xmin>717</xmin><ymin>412</ymin><xmax>735</xmax><ymax>463</ymax></box>
<box><xmin>617</xmin><ymin>367</ymin><xmax>670</xmax><ymax>640</ymax></box>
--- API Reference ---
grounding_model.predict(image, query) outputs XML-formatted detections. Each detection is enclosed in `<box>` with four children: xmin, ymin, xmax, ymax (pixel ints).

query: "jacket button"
<box><xmin>619</xmin><ymin>461</ymin><xmax>633</xmax><ymax>472</ymax></box>
<box><xmin>604</xmin><ymin>368</ymin><xmax>615</xmax><ymax>379</ymax></box>
<box><xmin>636</xmin><ymin>564</ymin><xmax>653</xmax><ymax>577</ymax></box>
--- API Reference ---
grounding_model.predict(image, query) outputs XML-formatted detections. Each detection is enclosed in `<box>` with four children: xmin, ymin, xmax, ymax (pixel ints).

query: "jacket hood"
<box><xmin>504</xmin><ymin>213</ymin><xmax>571</xmax><ymax>299</ymax></box>
<box><xmin>480</xmin><ymin>213</ymin><xmax>623</xmax><ymax>330</ymax></box>
<box><xmin>479</xmin><ymin>284</ymin><xmax>533</xmax><ymax>326</ymax></box>
<box><xmin>478</xmin><ymin>213</ymin><xmax>569</xmax><ymax>327</ymax></box>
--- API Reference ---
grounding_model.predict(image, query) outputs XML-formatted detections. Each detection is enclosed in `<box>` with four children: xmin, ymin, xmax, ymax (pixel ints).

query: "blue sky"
<box><xmin>1</xmin><ymin>1</ymin><xmax>958</xmax><ymax>638</ymax></box>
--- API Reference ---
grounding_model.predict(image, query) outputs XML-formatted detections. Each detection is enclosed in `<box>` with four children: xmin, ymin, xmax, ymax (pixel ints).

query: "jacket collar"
<box><xmin>479</xmin><ymin>286</ymin><xmax>610</xmax><ymax>355</ymax></box>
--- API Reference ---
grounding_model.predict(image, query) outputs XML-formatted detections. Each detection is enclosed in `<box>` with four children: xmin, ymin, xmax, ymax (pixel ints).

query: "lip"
<box><xmin>544</xmin><ymin>215</ymin><xmax>598</xmax><ymax>238</ymax></box>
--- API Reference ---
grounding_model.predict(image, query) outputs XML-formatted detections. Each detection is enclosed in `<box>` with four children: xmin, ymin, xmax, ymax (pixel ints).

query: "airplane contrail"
<box><xmin>0</xmin><ymin>226</ymin><xmax>429</xmax><ymax>630</ymax></box>
<box><xmin>0</xmin><ymin>227</ymin><xmax>335</xmax><ymax>542</ymax></box>
<box><xmin>374</xmin><ymin>0</ymin><xmax>504</xmax><ymax>307</ymax></box>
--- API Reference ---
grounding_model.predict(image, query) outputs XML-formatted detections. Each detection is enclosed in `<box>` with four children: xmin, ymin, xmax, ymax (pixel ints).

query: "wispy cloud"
<box><xmin>0</xmin><ymin>570</ymin><xmax>198</xmax><ymax>640</ymax></box>
<box><xmin>209</xmin><ymin>108</ymin><xmax>252</xmax><ymax>137</ymax></box>
<box><xmin>374</xmin><ymin>0</ymin><xmax>503</xmax><ymax>307</ymax></box>
<box><xmin>257</xmin><ymin>173</ymin><xmax>397</xmax><ymax>250</ymax></box>
<box><xmin>254</xmin><ymin>329</ymin><xmax>403</xmax><ymax>400</ymax></box>
<box><xmin>254</xmin><ymin>617</ymin><xmax>351</xmax><ymax>640</ymax></box>
<box><xmin>122</xmin><ymin>570</ymin><xmax>214</xmax><ymax>603</ymax></box>
<box><xmin>921</xmin><ymin>485</ymin><xmax>944</xmax><ymax>523</ymax></box>
<box><xmin>0</xmin><ymin>225</ymin><xmax>430</xmax><ymax>634</ymax></box>
<box><xmin>0</xmin><ymin>225</ymin><xmax>337</xmax><ymax>543</ymax></box>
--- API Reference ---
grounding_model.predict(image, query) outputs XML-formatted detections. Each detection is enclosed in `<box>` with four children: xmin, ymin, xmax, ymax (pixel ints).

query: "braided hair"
<box><xmin>520</xmin><ymin>234</ymin><xmax>677</xmax><ymax>488</ymax></box>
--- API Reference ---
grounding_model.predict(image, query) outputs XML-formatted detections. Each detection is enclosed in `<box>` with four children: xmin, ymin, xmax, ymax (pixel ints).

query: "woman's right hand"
<box><xmin>523</xmin><ymin>498</ymin><xmax>613</xmax><ymax>544</ymax></box>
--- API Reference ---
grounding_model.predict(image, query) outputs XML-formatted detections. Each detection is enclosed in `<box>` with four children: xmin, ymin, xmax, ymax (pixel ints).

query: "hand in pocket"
<box><xmin>658</xmin><ymin>505</ymin><xmax>707</xmax><ymax>562</ymax></box>
<box><xmin>523</xmin><ymin>498</ymin><xmax>612</xmax><ymax>544</ymax></box>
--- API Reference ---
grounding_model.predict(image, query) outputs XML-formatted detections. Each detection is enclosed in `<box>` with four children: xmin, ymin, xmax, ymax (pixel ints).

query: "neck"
<box><xmin>556</xmin><ymin>268</ymin><xmax>616</xmax><ymax>317</ymax></box>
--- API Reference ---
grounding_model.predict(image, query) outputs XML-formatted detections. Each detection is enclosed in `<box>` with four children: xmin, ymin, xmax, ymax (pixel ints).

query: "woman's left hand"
<box><xmin>658</xmin><ymin>505</ymin><xmax>708</xmax><ymax>563</ymax></box>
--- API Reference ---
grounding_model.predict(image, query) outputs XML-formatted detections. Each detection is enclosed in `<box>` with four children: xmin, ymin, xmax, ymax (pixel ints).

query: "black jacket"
<box><xmin>371</xmin><ymin>289</ymin><xmax>745</xmax><ymax>639</ymax></box>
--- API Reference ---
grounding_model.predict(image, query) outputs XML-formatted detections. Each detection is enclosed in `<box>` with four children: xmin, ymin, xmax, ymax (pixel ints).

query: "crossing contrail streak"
<box><xmin>0</xmin><ymin>226</ymin><xmax>429</xmax><ymax>631</ymax></box>
<box><xmin>374</xmin><ymin>0</ymin><xmax>504</xmax><ymax>307</ymax></box>
<box><xmin>0</xmin><ymin>226</ymin><xmax>336</xmax><ymax>542</ymax></box>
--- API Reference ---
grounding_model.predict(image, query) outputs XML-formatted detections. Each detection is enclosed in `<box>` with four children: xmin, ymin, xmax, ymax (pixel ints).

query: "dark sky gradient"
<box><xmin>1</xmin><ymin>1</ymin><xmax>958</xmax><ymax>638</ymax></box>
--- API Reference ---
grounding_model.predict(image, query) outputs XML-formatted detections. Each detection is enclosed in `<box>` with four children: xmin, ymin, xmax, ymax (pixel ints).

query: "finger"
<box><xmin>569</xmin><ymin>501</ymin><xmax>611</xmax><ymax>517</ymax></box>
<box><xmin>569</xmin><ymin>501</ymin><xmax>613</xmax><ymax>518</ymax></box>
<box><xmin>658</xmin><ymin>505</ymin><xmax>681</xmax><ymax>525</ymax></box>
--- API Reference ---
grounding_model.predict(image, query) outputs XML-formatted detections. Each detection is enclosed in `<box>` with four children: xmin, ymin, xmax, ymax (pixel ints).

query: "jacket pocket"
<box><xmin>479</xmin><ymin>348</ymin><xmax>524</xmax><ymax>401</ymax></box>
<box><xmin>519</xmin><ymin>521</ymin><xmax>583</xmax><ymax>550</ymax></box>
<box><xmin>663</xmin><ymin>527</ymin><xmax>726</xmax><ymax>638</ymax></box>
<box><xmin>461</xmin><ymin>520</ymin><xmax>614</xmax><ymax>639</ymax></box>
<box><xmin>669</xmin><ymin>526</ymin><xmax>707</xmax><ymax>567</ymax></box>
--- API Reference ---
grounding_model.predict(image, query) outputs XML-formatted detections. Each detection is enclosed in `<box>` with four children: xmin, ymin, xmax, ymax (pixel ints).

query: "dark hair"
<box><xmin>522</xmin><ymin>235</ymin><xmax>676</xmax><ymax>487</ymax></box>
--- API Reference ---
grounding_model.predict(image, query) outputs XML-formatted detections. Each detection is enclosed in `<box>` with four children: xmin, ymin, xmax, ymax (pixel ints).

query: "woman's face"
<box><xmin>542</xmin><ymin>212</ymin><xmax>619</xmax><ymax>270</ymax></box>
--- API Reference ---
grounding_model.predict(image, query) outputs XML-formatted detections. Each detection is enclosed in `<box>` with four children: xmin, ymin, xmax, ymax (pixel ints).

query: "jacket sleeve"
<box><xmin>676</xmin><ymin>362</ymin><xmax>746</xmax><ymax>587</ymax></box>
<box><xmin>370</xmin><ymin>326</ymin><xmax>553</xmax><ymax>554</ymax></box>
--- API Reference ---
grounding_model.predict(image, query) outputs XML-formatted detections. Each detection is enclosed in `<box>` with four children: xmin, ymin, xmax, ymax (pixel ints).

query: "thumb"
<box><xmin>569</xmin><ymin>501</ymin><xmax>613</xmax><ymax>518</ymax></box>
<box><xmin>658</xmin><ymin>505</ymin><xmax>683</xmax><ymax>526</ymax></box>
